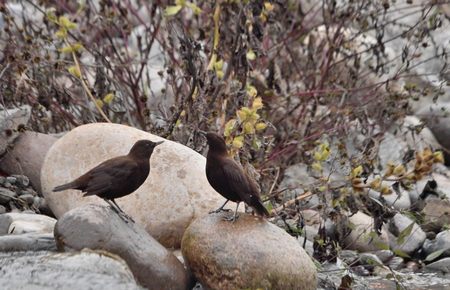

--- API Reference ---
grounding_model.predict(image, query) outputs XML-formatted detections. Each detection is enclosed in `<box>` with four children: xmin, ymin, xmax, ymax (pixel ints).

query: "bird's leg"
<box><xmin>103</xmin><ymin>199</ymin><xmax>134</xmax><ymax>223</ymax></box>
<box><xmin>209</xmin><ymin>199</ymin><xmax>231</xmax><ymax>214</ymax></box>
<box><xmin>223</xmin><ymin>202</ymin><xmax>240</xmax><ymax>222</ymax></box>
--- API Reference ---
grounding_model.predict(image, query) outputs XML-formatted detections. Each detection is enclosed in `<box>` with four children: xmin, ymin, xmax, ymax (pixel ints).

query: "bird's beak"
<box><xmin>155</xmin><ymin>141</ymin><xmax>164</xmax><ymax>146</ymax></box>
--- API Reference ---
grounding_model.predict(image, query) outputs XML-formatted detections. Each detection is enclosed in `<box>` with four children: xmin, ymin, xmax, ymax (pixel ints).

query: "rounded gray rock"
<box><xmin>181</xmin><ymin>213</ymin><xmax>317</xmax><ymax>290</ymax></box>
<box><xmin>55</xmin><ymin>204</ymin><xmax>192</xmax><ymax>290</ymax></box>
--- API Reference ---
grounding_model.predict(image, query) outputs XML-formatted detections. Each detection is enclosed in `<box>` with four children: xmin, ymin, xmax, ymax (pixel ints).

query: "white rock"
<box><xmin>0</xmin><ymin>213</ymin><xmax>56</xmax><ymax>235</ymax></box>
<box><xmin>389</xmin><ymin>213</ymin><xmax>426</xmax><ymax>255</ymax></box>
<box><xmin>343</xmin><ymin>211</ymin><xmax>390</xmax><ymax>252</ymax></box>
<box><xmin>41</xmin><ymin>123</ymin><xmax>230</xmax><ymax>248</ymax></box>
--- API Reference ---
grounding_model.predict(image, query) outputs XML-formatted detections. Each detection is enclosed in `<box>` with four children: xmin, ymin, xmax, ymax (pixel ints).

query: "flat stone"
<box><xmin>55</xmin><ymin>204</ymin><xmax>192</xmax><ymax>290</ymax></box>
<box><xmin>181</xmin><ymin>213</ymin><xmax>318</xmax><ymax>290</ymax></box>
<box><xmin>41</xmin><ymin>123</ymin><xmax>232</xmax><ymax>248</ymax></box>
<box><xmin>421</xmin><ymin>197</ymin><xmax>450</xmax><ymax>232</ymax></box>
<box><xmin>0</xmin><ymin>233</ymin><xmax>56</xmax><ymax>251</ymax></box>
<box><xmin>0</xmin><ymin>250</ymin><xmax>143</xmax><ymax>290</ymax></box>
<box><xmin>0</xmin><ymin>188</ymin><xmax>16</xmax><ymax>204</ymax></box>
<box><xmin>426</xmin><ymin>257</ymin><xmax>450</xmax><ymax>273</ymax></box>
<box><xmin>423</xmin><ymin>230</ymin><xmax>450</xmax><ymax>261</ymax></box>
<box><xmin>0</xmin><ymin>213</ymin><xmax>56</xmax><ymax>235</ymax></box>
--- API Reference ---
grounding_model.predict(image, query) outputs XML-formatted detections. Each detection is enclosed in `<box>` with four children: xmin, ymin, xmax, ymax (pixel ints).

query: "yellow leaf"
<box><xmin>59</xmin><ymin>42</ymin><xmax>84</xmax><ymax>53</ymax></box>
<box><xmin>314</xmin><ymin>151</ymin><xmax>323</xmax><ymax>161</ymax></box>
<box><xmin>433</xmin><ymin>151</ymin><xmax>444</xmax><ymax>163</ymax></box>
<box><xmin>185</xmin><ymin>2</ymin><xmax>202</xmax><ymax>15</ymax></box>
<box><xmin>67</xmin><ymin>66</ymin><xmax>81</xmax><ymax>78</ymax></box>
<box><xmin>384</xmin><ymin>161</ymin><xmax>395</xmax><ymax>177</ymax></box>
<box><xmin>264</xmin><ymin>2</ymin><xmax>274</xmax><ymax>11</ymax></box>
<box><xmin>175</xmin><ymin>0</ymin><xmax>186</xmax><ymax>5</ymax></box>
<box><xmin>393</xmin><ymin>164</ymin><xmax>406</xmax><ymax>177</ymax></box>
<box><xmin>252</xmin><ymin>97</ymin><xmax>263</xmax><ymax>110</ymax></box>
<box><xmin>369</xmin><ymin>177</ymin><xmax>382</xmax><ymax>190</ymax></box>
<box><xmin>224</xmin><ymin>119</ymin><xmax>236</xmax><ymax>137</ymax></box>
<box><xmin>255</xmin><ymin>122</ymin><xmax>267</xmax><ymax>131</ymax></box>
<box><xmin>164</xmin><ymin>5</ymin><xmax>183</xmax><ymax>16</ymax></box>
<box><xmin>246</xmin><ymin>85</ymin><xmax>258</xmax><ymax>98</ymax></box>
<box><xmin>246</xmin><ymin>49</ymin><xmax>256</xmax><ymax>61</ymax></box>
<box><xmin>237</xmin><ymin>107</ymin><xmax>252</xmax><ymax>122</ymax></box>
<box><xmin>59</xmin><ymin>16</ymin><xmax>77</xmax><ymax>30</ymax></box>
<box><xmin>103</xmin><ymin>93</ymin><xmax>114</xmax><ymax>104</ymax></box>
<box><xmin>243</xmin><ymin>122</ymin><xmax>255</xmax><ymax>134</ymax></box>
<box><xmin>352</xmin><ymin>165</ymin><xmax>363</xmax><ymax>178</ymax></box>
<box><xmin>95</xmin><ymin>99</ymin><xmax>104</xmax><ymax>108</ymax></box>
<box><xmin>380</xmin><ymin>185</ymin><xmax>392</xmax><ymax>195</ymax></box>
<box><xmin>311</xmin><ymin>162</ymin><xmax>322</xmax><ymax>172</ymax></box>
<box><xmin>232</xmin><ymin>136</ymin><xmax>244</xmax><ymax>149</ymax></box>
<box><xmin>55</xmin><ymin>28</ymin><xmax>67</xmax><ymax>39</ymax></box>
<box><xmin>214</xmin><ymin>59</ymin><xmax>224</xmax><ymax>70</ymax></box>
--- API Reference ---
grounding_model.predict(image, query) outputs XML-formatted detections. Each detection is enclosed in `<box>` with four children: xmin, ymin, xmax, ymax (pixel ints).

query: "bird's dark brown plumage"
<box><xmin>205</xmin><ymin>132</ymin><xmax>269</xmax><ymax>221</ymax></box>
<box><xmin>53</xmin><ymin>139</ymin><xmax>163</xmax><ymax>222</ymax></box>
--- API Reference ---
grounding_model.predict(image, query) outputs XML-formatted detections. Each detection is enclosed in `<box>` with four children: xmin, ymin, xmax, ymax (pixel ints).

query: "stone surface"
<box><xmin>0</xmin><ymin>187</ymin><xmax>16</xmax><ymax>204</ymax></box>
<box><xmin>54</xmin><ymin>204</ymin><xmax>192</xmax><ymax>290</ymax></box>
<box><xmin>343</xmin><ymin>211</ymin><xmax>390</xmax><ymax>252</ymax></box>
<box><xmin>181</xmin><ymin>213</ymin><xmax>317</xmax><ymax>290</ymax></box>
<box><xmin>0</xmin><ymin>131</ymin><xmax>57</xmax><ymax>193</ymax></box>
<box><xmin>422</xmin><ymin>197</ymin><xmax>450</xmax><ymax>232</ymax></box>
<box><xmin>389</xmin><ymin>213</ymin><xmax>426</xmax><ymax>255</ymax></box>
<box><xmin>0</xmin><ymin>250</ymin><xmax>143</xmax><ymax>290</ymax></box>
<box><xmin>0</xmin><ymin>105</ymin><xmax>31</xmax><ymax>156</ymax></box>
<box><xmin>423</xmin><ymin>230</ymin><xmax>450</xmax><ymax>261</ymax></box>
<box><xmin>0</xmin><ymin>233</ymin><xmax>57</xmax><ymax>252</ymax></box>
<box><xmin>426</xmin><ymin>258</ymin><xmax>450</xmax><ymax>274</ymax></box>
<box><xmin>0</xmin><ymin>213</ymin><xmax>56</xmax><ymax>235</ymax></box>
<box><xmin>41</xmin><ymin>123</ymin><xmax>231</xmax><ymax>248</ymax></box>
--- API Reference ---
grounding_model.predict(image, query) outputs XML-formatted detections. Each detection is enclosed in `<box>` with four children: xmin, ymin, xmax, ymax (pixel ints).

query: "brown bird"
<box><xmin>53</xmin><ymin>139</ymin><xmax>163</xmax><ymax>222</ymax></box>
<box><xmin>205</xmin><ymin>132</ymin><xmax>269</xmax><ymax>221</ymax></box>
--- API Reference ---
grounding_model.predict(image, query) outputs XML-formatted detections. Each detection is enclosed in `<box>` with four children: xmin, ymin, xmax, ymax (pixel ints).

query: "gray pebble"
<box><xmin>0</xmin><ymin>188</ymin><xmax>17</xmax><ymax>204</ymax></box>
<box><xmin>33</xmin><ymin>196</ymin><xmax>41</xmax><ymax>208</ymax></box>
<box><xmin>0</xmin><ymin>176</ymin><xmax>5</xmax><ymax>185</ymax></box>
<box><xmin>11</xmin><ymin>175</ymin><xmax>29</xmax><ymax>187</ymax></box>
<box><xmin>6</xmin><ymin>176</ymin><xmax>17</xmax><ymax>184</ymax></box>
<box><xmin>0</xmin><ymin>205</ymin><xmax>6</xmax><ymax>214</ymax></box>
<box><xmin>19</xmin><ymin>194</ymin><xmax>35</xmax><ymax>206</ymax></box>
<box><xmin>19</xmin><ymin>190</ymin><xmax>31</xmax><ymax>196</ymax></box>
<box><xmin>3</xmin><ymin>182</ymin><xmax>12</xmax><ymax>188</ymax></box>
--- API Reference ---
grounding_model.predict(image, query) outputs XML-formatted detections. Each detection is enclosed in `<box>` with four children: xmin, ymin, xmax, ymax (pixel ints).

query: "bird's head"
<box><xmin>205</xmin><ymin>132</ymin><xmax>228</xmax><ymax>154</ymax></box>
<box><xmin>129</xmin><ymin>139</ymin><xmax>164</xmax><ymax>159</ymax></box>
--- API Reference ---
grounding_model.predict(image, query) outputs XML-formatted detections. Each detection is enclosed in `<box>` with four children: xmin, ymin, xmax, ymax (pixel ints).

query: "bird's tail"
<box><xmin>251</xmin><ymin>195</ymin><xmax>270</xmax><ymax>217</ymax></box>
<box><xmin>53</xmin><ymin>181</ymin><xmax>77</xmax><ymax>192</ymax></box>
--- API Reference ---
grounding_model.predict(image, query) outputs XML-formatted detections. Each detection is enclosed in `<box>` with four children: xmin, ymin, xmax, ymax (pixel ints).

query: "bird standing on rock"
<box><xmin>205</xmin><ymin>132</ymin><xmax>269</xmax><ymax>222</ymax></box>
<box><xmin>53</xmin><ymin>139</ymin><xmax>163</xmax><ymax>223</ymax></box>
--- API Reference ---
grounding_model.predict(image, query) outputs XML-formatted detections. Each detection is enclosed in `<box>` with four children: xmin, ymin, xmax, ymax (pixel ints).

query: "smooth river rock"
<box><xmin>54</xmin><ymin>204</ymin><xmax>192</xmax><ymax>290</ymax></box>
<box><xmin>0</xmin><ymin>212</ymin><xmax>56</xmax><ymax>235</ymax></box>
<box><xmin>41</xmin><ymin>122</ymin><xmax>231</xmax><ymax>248</ymax></box>
<box><xmin>0</xmin><ymin>250</ymin><xmax>143</xmax><ymax>290</ymax></box>
<box><xmin>0</xmin><ymin>131</ymin><xmax>57</xmax><ymax>193</ymax></box>
<box><xmin>181</xmin><ymin>213</ymin><xmax>317</xmax><ymax>290</ymax></box>
<box><xmin>0</xmin><ymin>233</ymin><xmax>57</xmax><ymax>252</ymax></box>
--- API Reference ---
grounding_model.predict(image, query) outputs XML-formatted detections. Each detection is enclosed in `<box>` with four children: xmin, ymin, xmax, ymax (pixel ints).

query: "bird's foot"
<box><xmin>223</xmin><ymin>213</ymin><xmax>239</xmax><ymax>222</ymax></box>
<box><xmin>110</xmin><ymin>207</ymin><xmax>135</xmax><ymax>223</ymax></box>
<box><xmin>208</xmin><ymin>208</ymin><xmax>232</xmax><ymax>214</ymax></box>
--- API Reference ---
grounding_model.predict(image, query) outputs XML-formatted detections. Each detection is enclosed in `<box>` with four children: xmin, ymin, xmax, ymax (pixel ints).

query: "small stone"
<box><xmin>32</xmin><ymin>196</ymin><xmax>41</xmax><ymax>207</ymax></box>
<box><xmin>405</xmin><ymin>261</ymin><xmax>420</xmax><ymax>272</ymax></box>
<box><xmin>0</xmin><ymin>188</ymin><xmax>17</xmax><ymax>204</ymax></box>
<box><xmin>11</xmin><ymin>175</ymin><xmax>29</xmax><ymax>187</ymax></box>
<box><xmin>352</xmin><ymin>265</ymin><xmax>370</xmax><ymax>276</ymax></box>
<box><xmin>19</xmin><ymin>189</ymin><xmax>31</xmax><ymax>196</ymax></box>
<box><xmin>386</xmin><ymin>256</ymin><xmax>405</xmax><ymax>270</ymax></box>
<box><xmin>6</xmin><ymin>176</ymin><xmax>17</xmax><ymax>185</ymax></box>
<box><xmin>426</xmin><ymin>257</ymin><xmax>450</xmax><ymax>273</ymax></box>
<box><xmin>359</xmin><ymin>253</ymin><xmax>383</xmax><ymax>268</ymax></box>
<box><xmin>0</xmin><ymin>205</ymin><xmax>6</xmax><ymax>214</ymax></box>
<box><xmin>3</xmin><ymin>182</ymin><xmax>12</xmax><ymax>188</ymax></box>
<box><xmin>0</xmin><ymin>176</ymin><xmax>5</xmax><ymax>185</ymax></box>
<box><xmin>373</xmin><ymin>250</ymin><xmax>394</xmax><ymax>263</ymax></box>
<box><xmin>422</xmin><ymin>230</ymin><xmax>450</xmax><ymax>261</ymax></box>
<box><xmin>389</xmin><ymin>213</ymin><xmax>426</xmax><ymax>255</ymax></box>
<box><xmin>340</xmin><ymin>250</ymin><xmax>359</xmax><ymax>265</ymax></box>
<box><xmin>19</xmin><ymin>194</ymin><xmax>35</xmax><ymax>206</ymax></box>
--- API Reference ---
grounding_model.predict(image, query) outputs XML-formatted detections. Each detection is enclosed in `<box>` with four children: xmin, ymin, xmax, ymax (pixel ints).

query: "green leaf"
<box><xmin>164</xmin><ymin>5</ymin><xmax>183</xmax><ymax>16</ymax></box>
<box><xmin>396</xmin><ymin>222</ymin><xmax>414</xmax><ymax>245</ymax></box>
<box><xmin>393</xmin><ymin>249</ymin><xmax>410</xmax><ymax>258</ymax></box>
<box><xmin>425</xmin><ymin>249</ymin><xmax>446</xmax><ymax>262</ymax></box>
<box><xmin>373</xmin><ymin>241</ymin><xmax>390</xmax><ymax>251</ymax></box>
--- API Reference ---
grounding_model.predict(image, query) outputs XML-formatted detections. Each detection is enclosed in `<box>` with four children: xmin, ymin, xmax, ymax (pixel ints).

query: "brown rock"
<box><xmin>181</xmin><ymin>213</ymin><xmax>317</xmax><ymax>290</ymax></box>
<box><xmin>55</xmin><ymin>204</ymin><xmax>192</xmax><ymax>290</ymax></box>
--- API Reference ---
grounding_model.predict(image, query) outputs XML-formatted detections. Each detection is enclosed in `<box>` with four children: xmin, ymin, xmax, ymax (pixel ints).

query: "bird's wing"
<box><xmin>220</xmin><ymin>158</ymin><xmax>260</xmax><ymax>202</ymax></box>
<box><xmin>82</xmin><ymin>157</ymin><xmax>138</xmax><ymax>196</ymax></box>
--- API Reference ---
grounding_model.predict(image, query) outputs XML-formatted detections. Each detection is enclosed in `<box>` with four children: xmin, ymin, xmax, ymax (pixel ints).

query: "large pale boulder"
<box><xmin>55</xmin><ymin>204</ymin><xmax>192</xmax><ymax>290</ymax></box>
<box><xmin>181</xmin><ymin>213</ymin><xmax>318</xmax><ymax>290</ymax></box>
<box><xmin>41</xmin><ymin>123</ymin><xmax>230</xmax><ymax>248</ymax></box>
<box><xmin>0</xmin><ymin>212</ymin><xmax>56</xmax><ymax>235</ymax></box>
